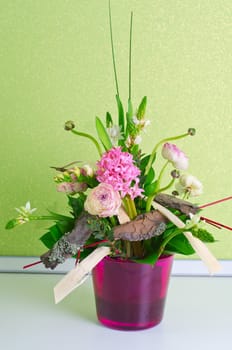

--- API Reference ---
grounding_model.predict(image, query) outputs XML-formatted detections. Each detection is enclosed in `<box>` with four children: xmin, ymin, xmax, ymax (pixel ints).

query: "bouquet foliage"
<box><xmin>6</xmin><ymin>2</ymin><xmax>231</xmax><ymax>274</ymax></box>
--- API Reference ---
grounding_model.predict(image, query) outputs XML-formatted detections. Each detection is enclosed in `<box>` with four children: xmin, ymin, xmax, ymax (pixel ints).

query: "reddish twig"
<box><xmin>23</xmin><ymin>260</ymin><xmax>42</xmax><ymax>269</ymax></box>
<box><xmin>200</xmin><ymin>196</ymin><xmax>232</xmax><ymax>209</ymax></box>
<box><xmin>201</xmin><ymin>216</ymin><xmax>232</xmax><ymax>231</ymax></box>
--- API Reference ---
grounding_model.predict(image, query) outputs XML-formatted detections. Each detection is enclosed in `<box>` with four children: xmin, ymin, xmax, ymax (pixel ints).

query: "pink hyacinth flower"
<box><xmin>96</xmin><ymin>147</ymin><xmax>143</xmax><ymax>199</ymax></box>
<box><xmin>162</xmin><ymin>143</ymin><xmax>189</xmax><ymax>170</ymax></box>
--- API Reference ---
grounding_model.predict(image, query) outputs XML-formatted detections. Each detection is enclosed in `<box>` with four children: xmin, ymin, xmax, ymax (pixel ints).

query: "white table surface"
<box><xmin>0</xmin><ymin>272</ymin><xmax>231</xmax><ymax>350</ymax></box>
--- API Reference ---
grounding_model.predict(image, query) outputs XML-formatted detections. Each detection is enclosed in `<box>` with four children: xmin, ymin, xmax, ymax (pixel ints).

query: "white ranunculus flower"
<box><xmin>175</xmin><ymin>174</ymin><xmax>203</xmax><ymax>197</ymax></box>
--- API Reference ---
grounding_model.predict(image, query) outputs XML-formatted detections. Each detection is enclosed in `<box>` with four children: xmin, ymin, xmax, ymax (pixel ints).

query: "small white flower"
<box><xmin>185</xmin><ymin>213</ymin><xmax>205</xmax><ymax>230</ymax></box>
<box><xmin>144</xmin><ymin>119</ymin><xmax>151</xmax><ymax>127</ymax></box>
<box><xmin>15</xmin><ymin>201</ymin><xmax>37</xmax><ymax>216</ymax></box>
<box><xmin>134</xmin><ymin>135</ymin><xmax>142</xmax><ymax>144</ymax></box>
<box><xmin>125</xmin><ymin>135</ymin><xmax>132</xmax><ymax>148</ymax></box>
<box><xmin>175</xmin><ymin>174</ymin><xmax>203</xmax><ymax>197</ymax></box>
<box><xmin>132</xmin><ymin>116</ymin><xmax>140</xmax><ymax>125</ymax></box>
<box><xmin>107</xmin><ymin>125</ymin><xmax>123</xmax><ymax>145</ymax></box>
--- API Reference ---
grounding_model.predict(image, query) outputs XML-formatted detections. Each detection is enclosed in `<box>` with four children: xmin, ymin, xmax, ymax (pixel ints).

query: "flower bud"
<box><xmin>82</xmin><ymin>165</ymin><xmax>94</xmax><ymax>177</ymax></box>
<box><xmin>64</xmin><ymin>120</ymin><xmax>75</xmax><ymax>131</ymax></box>
<box><xmin>172</xmin><ymin>190</ymin><xmax>179</xmax><ymax>196</ymax></box>
<box><xmin>171</xmin><ymin>169</ymin><xmax>180</xmax><ymax>178</ymax></box>
<box><xmin>54</xmin><ymin>174</ymin><xmax>64</xmax><ymax>183</ymax></box>
<box><xmin>72</xmin><ymin>167</ymin><xmax>81</xmax><ymax>177</ymax></box>
<box><xmin>162</xmin><ymin>143</ymin><xmax>189</xmax><ymax>170</ymax></box>
<box><xmin>188</xmin><ymin>128</ymin><xmax>196</xmax><ymax>136</ymax></box>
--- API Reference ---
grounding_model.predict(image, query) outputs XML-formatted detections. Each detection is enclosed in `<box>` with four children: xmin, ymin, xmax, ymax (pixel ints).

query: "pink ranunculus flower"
<box><xmin>161</xmin><ymin>143</ymin><xmax>189</xmax><ymax>170</ymax></box>
<box><xmin>96</xmin><ymin>147</ymin><xmax>143</xmax><ymax>199</ymax></box>
<box><xmin>84</xmin><ymin>183</ymin><xmax>121</xmax><ymax>217</ymax></box>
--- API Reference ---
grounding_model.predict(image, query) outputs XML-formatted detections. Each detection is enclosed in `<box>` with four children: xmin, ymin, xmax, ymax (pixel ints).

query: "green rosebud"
<box><xmin>64</xmin><ymin>120</ymin><xmax>75</xmax><ymax>131</ymax></box>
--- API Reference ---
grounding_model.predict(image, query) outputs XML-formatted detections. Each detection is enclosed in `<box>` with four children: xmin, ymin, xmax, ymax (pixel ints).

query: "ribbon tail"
<box><xmin>54</xmin><ymin>246</ymin><xmax>111</xmax><ymax>304</ymax></box>
<box><xmin>184</xmin><ymin>231</ymin><xmax>221</xmax><ymax>274</ymax></box>
<box><xmin>152</xmin><ymin>201</ymin><xmax>221</xmax><ymax>274</ymax></box>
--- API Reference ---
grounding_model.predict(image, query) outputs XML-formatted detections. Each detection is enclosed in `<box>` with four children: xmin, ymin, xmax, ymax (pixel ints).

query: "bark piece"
<box><xmin>113</xmin><ymin>210</ymin><xmax>168</xmax><ymax>241</ymax></box>
<box><xmin>40</xmin><ymin>212</ymin><xmax>94</xmax><ymax>269</ymax></box>
<box><xmin>154</xmin><ymin>193</ymin><xmax>199</xmax><ymax>215</ymax></box>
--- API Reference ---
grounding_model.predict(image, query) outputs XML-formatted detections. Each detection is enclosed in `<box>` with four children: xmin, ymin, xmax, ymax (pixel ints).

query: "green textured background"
<box><xmin>0</xmin><ymin>0</ymin><xmax>231</xmax><ymax>258</ymax></box>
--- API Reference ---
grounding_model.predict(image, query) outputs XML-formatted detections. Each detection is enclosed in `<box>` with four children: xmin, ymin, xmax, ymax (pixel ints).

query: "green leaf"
<box><xmin>106</xmin><ymin>112</ymin><xmax>113</xmax><ymax>128</ymax></box>
<box><xmin>144</xmin><ymin>167</ymin><xmax>155</xmax><ymax>186</ymax></box>
<box><xmin>116</xmin><ymin>94</ymin><xmax>124</xmax><ymax>133</ymax></box>
<box><xmin>78</xmin><ymin>174</ymin><xmax>98</xmax><ymax>188</ymax></box>
<box><xmin>137</xmin><ymin>96</ymin><xmax>147</xmax><ymax>120</ymax></box>
<box><xmin>130</xmin><ymin>144</ymin><xmax>140</xmax><ymax>157</ymax></box>
<box><xmin>127</xmin><ymin>98</ymin><xmax>133</xmax><ymax>118</ymax></box>
<box><xmin>192</xmin><ymin>228</ymin><xmax>215</xmax><ymax>243</ymax></box>
<box><xmin>47</xmin><ymin>210</ymin><xmax>73</xmax><ymax>222</ymax></box>
<box><xmin>165</xmin><ymin>234</ymin><xmax>195</xmax><ymax>255</ymax></box>
<box><xmin>133</xmin><ymin>250</ymin><xmax>160</xmax><ymax>265</ymax></box>
<box><xmin>95</xmin><ymin>116</ymin><xmax>113</xmax><ymax>151</ymax></box>
<box><xmin>144</xmin><ymin>181</ymin><xmax>158</xmax><ymax>196</ymax></box>
<box><xmin>140</xmin><ymin>153</ymin><xmax>156</xmax><ymax>173</ymax></box>
<box><xmin>125</xmin><ymin>99</ymin><xmax>136</xmax><ymax>138</ymax></box>
<box><xmin>40</xmin><ymin>226</ymin><xmax>62</xmax><ymax>249</ymax></box>
<box><xmin>40</xmin><ymin>219</ymin><xmax>74</xmax><ymax>249</ymax></box>
<box><xmin>68</xmin><ymin>195</ymin><xmax>86</xmax><ymax>218</ymax></box>
<box><xmin>40</xmin><ymin>232</ymin><xmax>56</xmax><ymax>249</ymax></box>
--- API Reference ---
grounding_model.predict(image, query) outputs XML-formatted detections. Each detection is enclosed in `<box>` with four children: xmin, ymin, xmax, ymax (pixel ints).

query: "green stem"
<box><xmin>146</xmin><ymin>163</ymin><xmax>174</xmax><ymax>212</ymax></box>
<box><xmin>128</xmin><ymin>11</ymin><xmax>133</xmax><ymax>101</ymax></box>
<box><xmin>146</xmin><ymin>195</ymin><xmax>154</xmax><ymax>213</ymax></box>
<box><xmin>28</xmin><ymin>215</ymin><xmax>59</xmax><ymax>221</ymax></box>
<box><xmin>109</xmin><ymin>0</ymin><xmax>119</xmax><ymax>96</ymax></box>
<box><xmin>156</xmin><ymin>161</ymin><xmax>169</xmax><ymax>190</ymax></box>
<box><xmin>157</xmin><ymin>178</ymin><xmax>175</xmax><ymax>194</ymax></box>
<box><xmin>158</xmin><ymin>229</ymin><xmax>183</xmax><ymax>256</ymax></box>
<box><xmin>122</xmin><ymin>197</ymin><xmax>132</xmax><ymax>219</ymax></box>
<box><xmin>144</xmin><ymin>132</ymin><xmax>189</xmax><ymax>176</ymax></box>
<box><xmin>126</xmin><ymin>196</ymin><xmax>137</xmax><ymax>219</ymax></box>
<box><xmin>71</xmin><ymin>129</ymin><xmax>102</xmax><ymax>156</ymax></box>
<box><xmin>109</xmin><ymin>216</ymin><xmax>117</xmax><ymax>227</ymax></box>
<box><xmin>123</xmin><ymin>196</ymin><xmax>137</xmax><ymax>220</ymax></box>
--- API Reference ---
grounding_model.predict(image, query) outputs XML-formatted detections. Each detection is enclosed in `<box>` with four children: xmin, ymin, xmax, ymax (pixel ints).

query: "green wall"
<box><xmin>1</xmin><ymin>0</ymin><xmax>231</xmax><ymax>258</ymax></box>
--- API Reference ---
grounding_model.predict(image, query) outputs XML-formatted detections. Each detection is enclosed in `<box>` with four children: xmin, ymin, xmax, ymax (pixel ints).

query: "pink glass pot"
<box><xmin>92</xmin><ymin>254</ymin><xmax>173</xmax><ymax>330</ymax></box>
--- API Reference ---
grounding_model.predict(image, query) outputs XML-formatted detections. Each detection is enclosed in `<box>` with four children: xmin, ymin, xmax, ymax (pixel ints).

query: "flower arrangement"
<box><xmin>6</xmin><ymin>2</ymin><xmax>232</xmax><ymax>301</ymax></box>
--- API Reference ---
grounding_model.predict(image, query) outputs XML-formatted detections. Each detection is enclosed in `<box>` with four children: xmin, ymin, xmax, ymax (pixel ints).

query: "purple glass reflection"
<box><xmin>92</xmin><ymin>255</ymin><xmax>173</xmax><ymax>330</ymax></box>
